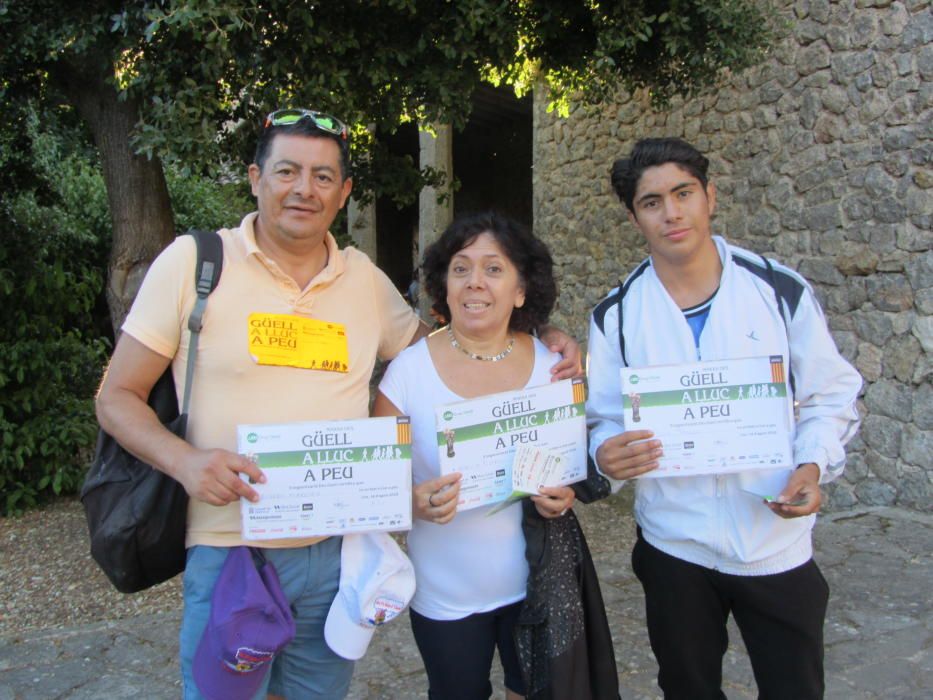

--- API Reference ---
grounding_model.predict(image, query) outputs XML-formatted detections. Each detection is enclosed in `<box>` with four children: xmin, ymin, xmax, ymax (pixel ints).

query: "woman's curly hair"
<box><xmin>421</xmin><ymin>211</ymin><xmax>556</xmax><ymax>334</ymax></box>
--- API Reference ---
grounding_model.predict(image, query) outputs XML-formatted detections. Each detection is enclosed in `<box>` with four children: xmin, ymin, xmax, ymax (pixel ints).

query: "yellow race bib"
<box><xmin>248</xmin><ymin>313</ymin><xmax>349</xmax><ymax>372</ymax></box>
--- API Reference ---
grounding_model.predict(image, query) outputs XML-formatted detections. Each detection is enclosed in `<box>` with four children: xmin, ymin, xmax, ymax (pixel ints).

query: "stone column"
<box><xmin>347</xmin><ymin>197</ymin><xmax>377</xmax><ymax>260</ymax></box>
<box><xmin>418</xmin><ymin>123</ymin><xmax>453</xmax><ymax>318</ymax></box>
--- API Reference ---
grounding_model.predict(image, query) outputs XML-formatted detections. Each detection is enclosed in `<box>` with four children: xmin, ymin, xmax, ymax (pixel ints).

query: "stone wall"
<box><xmin>533</xmin><ymin>0</ymin><xmax>932</xmax><ymax>510</ymax></box>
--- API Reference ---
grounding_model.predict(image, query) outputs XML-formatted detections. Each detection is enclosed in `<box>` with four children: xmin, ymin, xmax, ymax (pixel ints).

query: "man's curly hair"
<box><xmin>422</xmin><ymin>211</ymin><xmax>556</xmax><ymax>334</ymax></box>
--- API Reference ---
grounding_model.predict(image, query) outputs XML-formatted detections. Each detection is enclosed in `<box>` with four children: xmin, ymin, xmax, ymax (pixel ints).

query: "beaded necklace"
<box><xmin>447</xmin><ymin>325</ymin><xmax>514</xmax><ymax>362</ymax></box>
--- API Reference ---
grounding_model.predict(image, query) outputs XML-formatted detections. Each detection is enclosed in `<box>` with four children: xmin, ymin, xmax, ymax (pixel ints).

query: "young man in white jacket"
<box><xmin>586</xmin><ymin>138</ymin><xmax>862</xmax><ymax>699</ymax></box>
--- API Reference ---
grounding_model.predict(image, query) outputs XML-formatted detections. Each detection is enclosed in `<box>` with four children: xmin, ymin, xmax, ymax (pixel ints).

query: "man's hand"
<box><xmin>595</xmin><ymin>430</ymin><xmax>661</xmax><ymax>481</ymax></box>
<box><xmin>769</xmin><ymin>462</ymin><xmax>822</xmax><ymax>518</ymax></box>
<box><xmin>176</xmin><ymin>448</ymin><xmax>267</xmax><ymax>506</ymax></box>
<box><xmin>538</xmin><ymin>324</ymin><xmax>583</xmax><ymax>380</ymax></box>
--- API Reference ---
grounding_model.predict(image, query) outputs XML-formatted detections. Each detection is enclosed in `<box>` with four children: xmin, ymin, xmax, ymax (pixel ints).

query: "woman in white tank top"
<box><xmin>375</xmin><ymin>212</ymin><xmax>578</xmax><ymax>700</ymax></box>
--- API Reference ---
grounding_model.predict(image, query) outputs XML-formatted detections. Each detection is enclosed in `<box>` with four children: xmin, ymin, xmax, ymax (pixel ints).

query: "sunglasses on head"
<box><xmin>264</xmin><ymin>109</ymin><xmax>349</xmax><ymax>141</ymax></box>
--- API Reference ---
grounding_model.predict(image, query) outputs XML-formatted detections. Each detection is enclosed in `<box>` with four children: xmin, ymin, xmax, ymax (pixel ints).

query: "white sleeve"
<box><xmin>787</xmin><ymin>284</ymin><xmax>862</xmax><ymax>484</ymax></box>
<box><xmin>585</xmin><ymin>301</ymin><xmax>627</xmax><ymax>493</ymax></box>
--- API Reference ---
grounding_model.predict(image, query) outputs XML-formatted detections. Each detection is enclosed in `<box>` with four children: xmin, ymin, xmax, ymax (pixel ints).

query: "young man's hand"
<box><xmin>769</xmin><ymin>463</ymin><xmax>822</xmax><ymax>518</ymax></box>
<box><xmin>595</xmin><ymin>430</ymin><xmax>661</xmax><ymax>481</ymax></box>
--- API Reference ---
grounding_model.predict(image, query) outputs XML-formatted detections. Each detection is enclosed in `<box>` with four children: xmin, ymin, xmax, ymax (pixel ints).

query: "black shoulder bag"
<box><xmin>81</xmin><ymin>229</ymin><xmax>223</xmax><ymax>593</ymax></box>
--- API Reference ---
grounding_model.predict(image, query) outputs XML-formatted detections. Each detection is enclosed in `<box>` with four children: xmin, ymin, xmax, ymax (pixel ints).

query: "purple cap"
<box><xmin>194</xmin><ymin>547</ymin><xmax>295</xmax><ymax>700</ymax></box>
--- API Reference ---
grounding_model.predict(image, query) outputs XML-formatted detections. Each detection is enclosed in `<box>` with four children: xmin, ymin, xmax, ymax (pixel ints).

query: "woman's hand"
<box><xmin>414</xmin><ymin>472</ymin><xmax>462</xmax><ymax>524</ymax></box>
<box><xmin>531</xmin><ymin>485</ymin><xmax>576</xmax><ymax>519</ymax></box>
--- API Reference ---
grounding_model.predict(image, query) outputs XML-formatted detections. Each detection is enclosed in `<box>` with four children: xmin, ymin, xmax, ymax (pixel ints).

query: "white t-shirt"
<box><xmin>379</xmin><ymin>337</ymin><xmax>560</xmax><ymax>620</ymax></box>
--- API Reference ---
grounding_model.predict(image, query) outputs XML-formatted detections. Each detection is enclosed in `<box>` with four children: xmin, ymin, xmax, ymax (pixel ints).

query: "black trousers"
<box><xmin>632</xmin><ymin>532</ymin><xmax>829</xmax><ymax>700</ymax></box>
<box><xmin>410</xmin><ymin>602</ymin><xmax>526</xmax><ymax>700</ymax></box>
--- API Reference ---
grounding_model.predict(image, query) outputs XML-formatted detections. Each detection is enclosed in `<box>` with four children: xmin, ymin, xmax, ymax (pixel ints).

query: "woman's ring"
<box><xmin>428</xmin><ymin>493</ymin><xmax>438</xmax><ymax>508</ymax></box>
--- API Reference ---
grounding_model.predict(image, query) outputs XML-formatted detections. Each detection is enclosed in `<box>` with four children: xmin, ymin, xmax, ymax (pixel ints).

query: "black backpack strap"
<box><xmin>761</xmin><ymin>254</ymin><xmax>796</xmax><ymax>398</ymax></box>
<box><xmin>615</xmin><ymin>280</ymin><xmax>627</xmax><ymax>367</ymax></box>
<box><xmin>187</xmin><ymin>229</ymin><xmax>224</xmax><ymax>332</ymax></box>
<box><xmin>180</xmin><ymin>230</ymin><xmax>224</xmax><ymax>416</ymax></box>
<box><xmin>612</xmin><ymin>259</ymin><xmax>651</xmax><ymax>368</ymax></box>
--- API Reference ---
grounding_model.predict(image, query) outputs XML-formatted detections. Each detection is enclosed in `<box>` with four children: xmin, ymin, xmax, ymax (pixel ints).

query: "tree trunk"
<box><xmin>52</xmin><ymin>60</ymin><xmax>175</xmax><ymax>332</ymax></box>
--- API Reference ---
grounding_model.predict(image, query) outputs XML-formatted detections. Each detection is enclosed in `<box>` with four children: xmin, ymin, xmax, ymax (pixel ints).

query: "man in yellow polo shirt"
<box><xmin>96</xmin><ymin>109</ymin><xmax>579</xmax><ymax>700</ymax></box>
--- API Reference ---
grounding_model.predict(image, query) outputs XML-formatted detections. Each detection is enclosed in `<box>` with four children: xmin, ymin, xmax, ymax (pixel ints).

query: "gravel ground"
<box><xmin>0</xmin><ymin>498</ymin><xmax>183</xmax><ymax>636</ymax></box>
<box><xmin>0</xmin><ymin>491</ymin><xmax>635</xmax><ymax>637</ymax></box>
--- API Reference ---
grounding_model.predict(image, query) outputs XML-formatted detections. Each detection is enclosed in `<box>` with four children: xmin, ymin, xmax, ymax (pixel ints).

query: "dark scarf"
<box><xmin>515</xmin><ymin>461</ymin><xmax>620</xmax><ymax>700</ymax></box>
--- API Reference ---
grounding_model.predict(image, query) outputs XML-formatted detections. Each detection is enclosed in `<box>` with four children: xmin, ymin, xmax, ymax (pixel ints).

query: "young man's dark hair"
<box><xmin>254</xmin><ymin>111</ymin><xmax>352</xmax><ymax>180</ymax></box>
<box><xmin>610</xmin><ymin>138</ymin><xmax>710</xmax><ymax>213</ymax></box>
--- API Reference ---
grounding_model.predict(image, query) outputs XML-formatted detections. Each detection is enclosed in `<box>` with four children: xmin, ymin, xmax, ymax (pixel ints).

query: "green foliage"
<box><xmin>512</xmin><ymin>0</ymin><xmax>777</xmax><ymax>110</ymax></box>
<box><xmin>118</xmin><ymin>0</ymin><xmax>776</xmax><ymax>188</ymax></box>
<box><xmin>1</xmin><ymin>0</ymin><xmax>777</xmax><ymax>202</ymax></box>
<box><xmin>167</xmin><ymin>171</ymin><xmax>253</xmax><ymax>235</ymax></box>
<box><xmin>0</xmin><ymin>104</ymin><xmax>254</xmax><ymax>514</ymax></box>
<box><xmin>0</xmin><ymin>110</ymin><xmax>110</xmax><ymax>515</ymax></box>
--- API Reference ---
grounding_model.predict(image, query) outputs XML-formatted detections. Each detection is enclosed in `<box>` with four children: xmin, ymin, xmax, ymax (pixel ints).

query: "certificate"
<box><xmin>620</xmin><ymin>355</ymin><xmax>794</xmax><ymax>478</ymax></box>
<box><xmin>436</xmin><ymin>378</ymin><xmax>588</xmax><ymax>511</ymax></box>
<box><xmin>237</xmin><ymin>417</ymin><xmax>412</xmax><ymax>539</ymax></box>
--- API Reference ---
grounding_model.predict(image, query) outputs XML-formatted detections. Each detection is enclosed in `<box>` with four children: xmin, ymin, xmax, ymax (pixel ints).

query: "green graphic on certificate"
<box><xmin>237</xmin><ymin>416</ymin><xmax>412</xmax><ymax>538</ymax></box>
<box><xmin>435</xmin><ymin>378</ymin><xmax>588</xmax><ymax>511</ymax></box>
<box><xmin>621</xmin><ymin>355</ymin><xmax>794</xmax><ymax>477</ymax></box>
